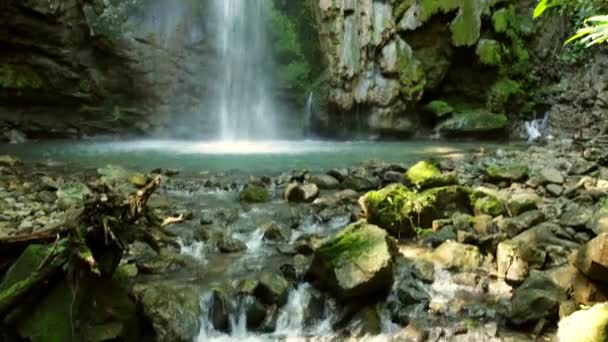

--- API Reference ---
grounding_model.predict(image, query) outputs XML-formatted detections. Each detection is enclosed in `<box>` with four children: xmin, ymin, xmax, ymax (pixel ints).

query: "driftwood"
<box><xmin>0</xmin><ymin>175</ymin><xmax>172</xmax><ymax>319</ymax></box>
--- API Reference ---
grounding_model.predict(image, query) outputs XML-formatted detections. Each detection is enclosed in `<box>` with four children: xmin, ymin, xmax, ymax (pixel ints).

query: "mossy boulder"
<box><xmin>0</xmin><ymin>64</ymin><xmax>43</xmax><ymax>89</ymax></box>
<box><xmin>508</xmin><ymin>272</ymin><xmax>567</xmax><ymax>325</ymax></box>
<box><xmin>405</xmin><ymin>160</ymin><xmax>456</xmax><ymax>190</ymax></box>
<box><xmin>429</xmin><ymin>240</ymin><xmax>483</xmax><ymax>271</ymax></box>
<box><xmin>473</xmin><ymin>195</ymin><xmax>507</xmax><ymax>217</ymax></box>
<box><xmin>239</xmin><ymin>184</ymin><xmax>271</xmax><ymax>203</ymax></box>
<box><xmin>308</xmin><ymin>221</ymin><xmax>396</xmax><ymax>300</ymax></box>
<box><xmin>557</xmin><ymin>303</ymin><xmax>608</xmax><ymax>342</ymax></box>
<box><xmin>487</xmin><ymin>78</ymin><xmax>522</xmax><ymax>113</ymax></box>
<box><xmin>437</xmin><ymin>109</ymin><xmax>507</xmax><ymax>137</ymax></box>
<box><xmin>423</xmin><ymin>100</ymin><xmax>454</xmax><ymax>117</ymax></box>
<box><xmin>362</xmin><ymin>184</ymin><xmax>472</xmax><ymax>237</ymax></box>
<box><xmin>486</xmin><ymin>164</ymin><xmax>529</xmax><ymax>182</ymax></box>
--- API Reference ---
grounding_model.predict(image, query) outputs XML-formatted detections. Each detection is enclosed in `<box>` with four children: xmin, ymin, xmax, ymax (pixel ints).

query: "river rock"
<box><xmin>261</xmin><ymin>221</ymin><xmax>290</xmax><ymax>241</ymax></box>
<box><xmin>485</xmin><ymin>164</ymin><xmax>528</xmax><ymax>182</ymax></box>
<box><xmin>587</xmin><ymin>205</ymin><xmax>608</xmax><ymax>234</ymax></box>
<box><xmin>217</xmin><ymin>237</ymin><xmax>247</xmax><ymax>253</ymax></box>
<box><xmin>496</xmin><ymin>210</ymin><xmax>545</xmax><ymax>238</ymax></box>
<box><xmin>405</xmin><ymin>160</ymin><xmax>456</xmax><ymax>190</ymax></box>
<box><xmin>362</xmin><ymin>184</ymin><xmax>471</xmax><ymax>237</ymax></box>
<box><xmin>540</xmin><ymin>167</ymin><xmax>565</xmax><ymax>184</ymax></box>
<box><xmin>560</xmin><ymin>205</ymin><xmax>594</xmax><ymax>228</ymax></box>
<box><xmin>429</xmin><ymin>241</ymin><xmax>483</xmax><ymax>271</ymax></box>
<box><xmin>557</xmin><ymin>303</ymin><xmax>608</xmax><ymax>342</ymax></box>
<box><xmin>310</xmin><ymin>174</ymin><xmax>340</xmax><ymax>189</ymax></box>
<box><xmin>396</xmin><ymin>279</ymin><xmax>430</xmax><ymax>305</ymax></box>
<box><xmin>575</xmin><ymin>233</ymin><xmax>608</xmax><ymax>284</ymax></box>
<box><xmin>508</xmin><ymin>271</ymin><xmax>567</xmax><ymax>325</ymax></box>
<box><xmin>134</xmin><ymin>282</ymin><xmax>202</xmax><ymax>342</ymax></box>
<box><xmin>55</xmin><ymin>181</ymin><xmax>92</xmax><ymax>210</ymax></box>
<box><xmin>569</xmin><ymin>159</ymin><xmax>598</xmax><ymax>175</ymax></box>
<box><xmin>308</xmin><ymin>221</ymin><xmax>396</xmax><ymax>300</ymax></box>
<box><xmin>254</xmin><ymin>272</ymin><xmax>291</xmax><ymax>306</ymax></box>
<box><xmin>546</xmin><ymin>183</ymin><xmax>564</xmax><ymax>196</ymax></box>
<box><xmin>0</xmin><ymin>155</ymin><xmax>23</xmax><ymax>168</ymax></box>
<box><xmin>239</xmin><ymin>184</ymin><xmax>270</xmax><ymax>203</ymax></box>
<box><xmin>546</xmin><ymin>264</ymin><xmax>608</xmax><ymax>305</ymax></box>
<box><xmin>312</xmin><ymin>189</ymin><xmax>358</xmax><ymax>211</ymax></box>
<box><xmin>506</xmin><ymin>191</ymin><xmax>541</xmax><ymax>216</ymax></box>
<box><xmin>284</xmin><ymin>183</ymin><xmax>319</xmax><ymax>203</ymax></box>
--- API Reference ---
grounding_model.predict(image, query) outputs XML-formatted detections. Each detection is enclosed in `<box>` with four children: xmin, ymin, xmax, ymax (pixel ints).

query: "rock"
<box><xmin>557</xmin><ymin>303</ymin><xmax>608</xmax><ymax>342</ymax></box>
<box><xmin>342</xmin><ymin>173</ymin><xmax>379</xmax><ymax>192</ymax></box>
<box><xmin>328</xmin><ymin>168</ymin><xmax>349</xmax><ymax>182</ymax></box>
<box><xmin>560</xmin><ymin>205</ymin><xmax>593</xmax><ymax>228</ymax></box>
<box><xmin>473</xmin><ymin>195</ymin><xmax>506</xmax><ymax>217</ymax></box>
<box><xmin>208</xmin><ymin>289</ymin><xmax>230</xmax><ymax>332</ymax></box>
<box><xmin>312</xmin><ymin>189</ymin><xmax>358</xmax><ymax>211</ymax></box>
<box><xmin>411</xmin><ymin>259</ymin><xmax>435</xmax><ymax>283</ymax></box>
<box><xmin>575</xmin><ymin>233</ymin><xmax>608</xmax><ymax>284</ymax></box>
<box><xmin>261</xmin><ymin>221</ymin><xmax>290</xmax><ymax>242</ymax></box>
<box><xmin>254</xmin><ymin>272</ymin><xmax>290</xmax><ymax>306</ymax></box>
<box><xmin>217</xmin><ymin>237</ymin><xmax>247</xmax><ymax>253</ymax></box>
<box><xmin>485</xmin><ymin>164</ymin><xmax>529</xmax><ymax>182</ymax></box>
<box><xmin>473</xmin><ymin>215</ymin><xmax>494</xmax><ymax>236</ymax></box>
<box><xmin>134</xmin><ymin>282</ymin><xmax>202</xmax><ymax>342</ymax></box>
<box><xmin>0</xmin><ymin>155</ymin><xmax>23</xmax><ymax>168</ymax></box>
<box><xmin>128</xmin><ymin>173</ymin><xmax>149</xmax><ymax>187</ymax></box>
<box><xmin>569</xmin><ymin>159</ymin><xmax>598</xmax><ymax>175</ymax></box>
<box><xmin>429</xmin><ymin>241</ymin><xmax>483</xmax><ymax>271</ymax></box>
<box><xmin>362</xmin><ymin>184</ymin><xmax>471</xmax><ymax>237</ymax></box>
<box><xmin>55</xmin><ymin>181</ymin><xmax>92</xmax><ymax>210</ymax></box>
<box><xmin>310</xmin><ymin>174</ymin><xmax>340</xmax><ymax>189</ymax></box>
<box><xmin>239</xmin><ymin>184</ymin><xmax>270</xmax><ymax>203</ymax></box>
<box><xmin>423</xmin><ymin>100</ymin><xmax>454</xmax><ymax>117</ymax></box>
<box><xmin>497</xmin><ymin>210</ymin><xmax>545</xmax><ymax>238</ymax></box>
<box><xmin>546</xmin><ymin>264</ymin><xmax>608</xmax><ymax>306</ymax></box>
<box><xmin>393</xmin><ymin>322</ymin><xmax>429</xmax><ymax>342</ymax></box>
<box><xmin>396</xmin><ymin>279</ymin><xmax>430</xmax><ymax>305</ymax></box>
<box><xmin>308</xmin><ymin>221</ymin><xmax>396</xmax><ymax>300</ymax></box>
<box><xmin>508</xmin><ymin>272</ymin><xmax>567</xmax><ymax>325</ymax></box>
<box><xmin>405</xmin><ymin>160</ymin><xmax>456</xmax><ymax>189</ymax></box>
<box><xmin>97</xmin><ymin>164</ymin><xmax>131</xmax><ymax>183</ymax></box>
<box><xmin>284</xmin><ymin>183</ymin><xmax>320</xmax><ymax>203</ymax></box>
<box><xmin>546</xmin><ymin>183</ymin><xmax>564</xmax><ymax>196</ymax></box>
<box><xmin>506</xmin><ymin>191</ymin><xmax>541</xmax><ymax>216</ymax></box>
<box><xmin>345</xmin><ymin>305</ymin><xmax>382</xmax><ymax>337</ymax></box>
<box><xmin>587</xmin><ymin>205</ymin><xmax>608</xmax><ymax>235</ymax></box>
<box><xmin>540</xmin><ymin>167</ymin><xmax>565</xmax><ymax>184</ymax></box>
<box><xmin>438</xmin><ymin>110</ymin><xmax>508</xmax><ymax>137</ymax></box>
<box><xmin>382</xmin><ymin>171</ymin><xmax>405</xmax><ymax>185</ymax></box>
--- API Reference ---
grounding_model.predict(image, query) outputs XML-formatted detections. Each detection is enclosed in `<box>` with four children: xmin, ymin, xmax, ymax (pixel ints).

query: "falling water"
<box><xmin>304</xmin><ymin>92</ymin><xmax>314</xmax><ymax>136</ymax></box>
<box><xmin>212</xmin><ymin>0</ymin><xmax>278</xmax><ymax>141</ymax></box>
<box><xmin>524</xmin><ymin>112</ymin><xmax>549</xmax><ymax>143</ymax></box>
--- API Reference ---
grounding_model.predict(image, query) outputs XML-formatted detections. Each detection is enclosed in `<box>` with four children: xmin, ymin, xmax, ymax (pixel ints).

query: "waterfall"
<box><xmin>524</xmin><ymin>112</ymin><xmax>549</xmax><ymax>143</ymax></box>
<box><xmin>304</xmin><ymin>92</ymin><xmax>314</xmax><ymax>137</ymax></box>
<box><xmin>212</xmin><ymin>0</ymin><xmax>278</xmax><ymax>141</ymax></box>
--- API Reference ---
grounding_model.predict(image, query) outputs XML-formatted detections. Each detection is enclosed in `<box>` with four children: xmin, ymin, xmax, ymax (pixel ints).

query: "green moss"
<box><xmin>239</xmin><ymin>184</ymin><xmax>270</xmax><ymax>203</ymax></box>
<box><xmin>492</xmin><ymin>8</ymin><xmax>510</xmax><ymax>33</ymax></box>
<box><xmin>316</xmin><ymin>222</ymin><xmax>386</xmax><ymax>268</ymax></box>
<box><xmin>424</xmin><ymin>100</ymin><xmax>454</xmax><ymax>117</ymax></box>
<box><xmin>438</xmin><ymin>109</ymin><xmax>508</xmax><ymax>136</ymax></box>
<box><xmin>486</xmin><ymin>164</ymin><xmax>529</xmax><ymax>181</ymax></box>
<box><xmin>476</xmin><ymin>39</ymin><xmax>503</xmax><ymax>66</ymax></box>
<box><xmin>487</xmin><ymin>78</ymin><xmax>523</xmax><ymax>112</ymax></box>
<box><xmin>0</xmin><ymin>64</ymin><xmax>43</xmax><ymax>90</ymax></box>
<box><xmin>398</xmin><ymin>44</ymin><xmax>426</xmax><ymax>101</ymax></box>
<box><xmin>406</xmin><ymin>160</ymin><xmax>456</xmax><ymax>189</ymax></box>
<box><xmin>418</xmin><ymin>0</ymin><xmax>485</xmax><ymax>47</ymax></box>
<box><xmin>474</xmin><ymin>196</ymin><xmax>507</xmax><ymax>216</ymax></box>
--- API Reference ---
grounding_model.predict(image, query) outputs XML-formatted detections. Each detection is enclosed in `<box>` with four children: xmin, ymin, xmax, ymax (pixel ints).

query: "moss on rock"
<box><xmin>0</xmin><ymin>64</ymin><xmax>43</xmax><ymax>90</ymax></box>
<box><xmin>476</xmin><ymin>39</ymin><xmax>503</xmax><ymax>66</ymax></box>
<box><xmin>239</xmin><ymin>184</ymin><xmax>271</xmax><ymax>203</ymax></box>
<box><xmin>474</xmin><ymin>195</ymin><xmax>507</xmax><ymax>217</ymax></box>
<box><xmin>437</xmin><ymin>109</ymin><xmax>508</xmax><ymax>137</ymax></box>
<box><xmin>486</xmin><ymin>164</ymin><xmax>529</xmax><ymax>182</ymax></box>
<box><xmin>405</xmin><ymin>160</ymin><xmax>456</xmax><ymax>189</ymax></box>
<box><xmin>424</xmin><ymin>100</ymin><xmax>454</xmax><ymax>117</ymax></box>
<box><xmin>487</xmin><ymin>78</ymin><xmax>522</xmax><ymax>112</ymax></box>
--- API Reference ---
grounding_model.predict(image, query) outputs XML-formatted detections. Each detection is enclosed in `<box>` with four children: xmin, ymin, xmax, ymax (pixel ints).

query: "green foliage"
<box><xmin>487</xmin><ymin>78</ymin><xmax>523</xmax><ymax>112</ymax></box>
<box><xmin>534</xmin><ymin>0</ymin><xmax>608</xmax><ymax>46</ymax></box>
<box><xmin>0</xmin><ymin>64</ymin><xmax>43</xmax><ymax>90</ymax></box>
<box><xmin>476</xmin><ymin>39</ymin><xmax>503</xmax><ymax>66</ymax></box>
<box><xmin>269</xmin><ymin>0</ymin><xmax>316</xmax><ymax>93</ymax></box>
<box><xmin>424</xmin><ymin>100</ymin><xmax>454</xmax><ymax>117</ymax></box>
<box><xmin>83</xmin><ymin>0</ymin><xmax>143</xmax><ymax>38</ymax></box>
<box><xmin>567</xmin><ymin>15</ymin><xmax>608</xmax><ymax>46</ymax></box>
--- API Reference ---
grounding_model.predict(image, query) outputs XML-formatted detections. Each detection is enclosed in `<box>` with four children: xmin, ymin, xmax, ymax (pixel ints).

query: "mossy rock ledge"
<box><xmin>405</xmin><ymin>160</ymin><xmax>456</xmax><ymax>190</ymax></box>
<box><xmin>308</xmin><ymin>221</ymin><xmax>397</xmax><ymax>300</ymax></box>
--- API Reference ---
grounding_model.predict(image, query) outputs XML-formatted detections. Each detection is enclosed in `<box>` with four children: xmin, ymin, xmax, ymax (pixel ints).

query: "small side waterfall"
<box><xmin>212</xmin><ymin>0</ymin><xmax>277</xmax><ymax>141</ymax></box>
<box><xmin>303</xmin><ymin>92</ymin><xmax>314</xmax><ymax>137</ymax></box>
<box><xmin>525</xmin><ymin>112</ymin><xmax>549</xmax><ymax>143</ymax></box>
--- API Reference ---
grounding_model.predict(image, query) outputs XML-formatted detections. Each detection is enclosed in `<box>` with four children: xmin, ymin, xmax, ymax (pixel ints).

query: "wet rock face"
<box><xmin>557</xmin><ymin>303</ymin><xmax>608</xmax><ymax>342</ymax></box>
<box><xmin>308</xmin><ymin>221</ymin><xmax>396</xmax><ymax>300</ymax></box>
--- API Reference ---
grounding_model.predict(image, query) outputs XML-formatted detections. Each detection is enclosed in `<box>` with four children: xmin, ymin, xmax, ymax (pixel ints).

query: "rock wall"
<box><xmin>311</xmin><ymin>0</ymin><xmax>542</xmax><ymax>139</ymax></box>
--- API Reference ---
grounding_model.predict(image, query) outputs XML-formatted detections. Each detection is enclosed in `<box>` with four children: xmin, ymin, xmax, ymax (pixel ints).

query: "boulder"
<box><xmin>134</xmin><ymin>282</ymin><xmax>202</xmax><ymax>342</ymax></box>
<box><xmin>429</xmin><ymin>241</ymin><xmax>483</xmax><ymax>271</ymax></box>
<box><xmin>55</xmin><ymin>181</ymin><xmax>92</xmax><ymax>210</ymax></box>
<box><xmin>587</xmin><ymin>205</ymin><xmax>608</xmax><ymax>235</ymax></box>
<box><xmin>254</xmin><ymin>272</ymin><xmax>291</xmax><ymax>306</ymax></box>
<box><xmin>438</xmin><ymin>110</ymin><xmax>508</xmax><ymax>137</ymax></box>
<box><xmin>310</xmin><ymin>174</ymin><xmax>340</xmax><ymax>189</ymax></box>
<box><xmin>404</xmin><ymin>160</ymin><xmax>456</xmax><ymax>189</ymax></box>
<box><xmin>557</xmin><ymin>303</ymin><xmax>608</xmax><ymax>342</ymax></box>
<box><xmin>485</xmin><ymin>164</ymin><xmax>529</xmax><ymax>182</ymax></box>
<box><xmin>361</xmin><ymin>184</ymin><xmax>471</xmax><ymax>237</ymax></box>
<box><xmin>284</xmin><ymin>183</ymin><xmax>320</xmax><ymax>203</ymax></box>
<box><xmin>473</xmin><ymin>195</ymin><xmax>507</xmax><ymax>217</ymax></box>
<box><xmin>308</xmin><ymin>221</ymin><xmax>396</xmax><ymax>300</ymax></box>
<box><xmin>261</xmin><ymin>221</ymin><xmax>290</xmax><ymax>242</ymax></box>
<box><xmin>496</xmin><ymin>210</ymin><xmax>545</xmax><ymax>238</ymax></box>
<box><xmin>506</xmin><ymin>191</ymin><xmax>541</xmax><ymax>216</ymax></box>
<box><xmin>217</xmin><ymin>237</ymin><xmax>247</xmax><ymax>253</ymax></box>
<box><xmin>0</xmin><ymin>155</ymin><xmax>23</xmax><ymax>168</ymax></box>
<box><xmin>560</xmin><ymin>205</ymin><xmax>594</xmax><ymax>228</ymax></box>
<box><xmin>508</xmin><ymin>272</ymin><xmax>567</xmax><ymax>325</ymax></box>
<box><xmin>239</xmin><ymin>184</ymin><xmax>270</xmax><ymax>203</ymax></box>
<box><xmin>540</xmin><ymin>167</ymin><xmax>565</xmax><ymax>184</ymax></box>
<box><xmin>575</xmin><ymin>233</ymin><xmax>608</xmax><ymax>284</ymax></box>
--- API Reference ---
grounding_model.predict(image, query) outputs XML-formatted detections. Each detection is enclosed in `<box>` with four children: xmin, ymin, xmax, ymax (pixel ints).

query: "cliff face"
<box><xmin>0</xmin><ymin>0</ymin><xmax>152</xmax><ymax>138</ymax></box>
<box><xmin>310</xmin><ymin>0</ymin><xmax>544</xmax><ymax>138</ymax></box>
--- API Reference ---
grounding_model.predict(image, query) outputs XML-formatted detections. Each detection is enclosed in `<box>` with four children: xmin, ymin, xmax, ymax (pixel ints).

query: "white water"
<box><xmin>212</xmin><ymin>0</ymin><xmax>278</xmax><ymax>140</ymax></box>
<box><xmin>525</xmin><ymin>112</ymin><xmax>549</xmax><ymax>143</ymax></box>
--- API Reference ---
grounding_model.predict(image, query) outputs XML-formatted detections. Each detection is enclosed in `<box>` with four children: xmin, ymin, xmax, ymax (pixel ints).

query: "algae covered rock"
<box><xmin>485</xmin><ymin>164</ymin><xmax>529</xmax><ymax>182</ymax></box>
<box><xmin>508</xmin><ymin>272</ymin><xmax>567</xmax><ymax>325</ymax></box>
<box><xmin>308</xmin><ymin>221</ymin><xmax>396</xmax><ymax>300</ymax></box>
<box><xmin>405</xmin><ymin>160</ymin><xmax>456</xmax><ymax>189</ymax></box>
<box><xmin>429</xmin><ymin>240</ymin><xmax>483</xmax><ymax>271</ymax></box>
<box><xmin>557</xmin><ymin>303</ymin><xmax>608</xmax><ymax>342</ymax></box>
<box><xmin>476</xmin><ymin>39</ymin><xmax>502</xmax><ymax>66</ymax></box>
<box><xmin>56</xmin><ymin>181</ymin><xmax>92</xmax><ymax>209</ymax></box>
<box><xmin>437</xmin><ymin>110</ymin><xmax>507</xmax><ymax>137</ymax></box>
<box><xmin>423</xmin><ymin>100</ymin><xmax>454</xmax><ymax>117</ymax></box>
<box><xmin>239</xmin><ymin>184</ymin><xmax>271</xmax><ymax>203</ymax></box>
<box><xmin>362</xmin><ymin>184</ymin><xmax>471</xmax><ymax>237</ymax></box>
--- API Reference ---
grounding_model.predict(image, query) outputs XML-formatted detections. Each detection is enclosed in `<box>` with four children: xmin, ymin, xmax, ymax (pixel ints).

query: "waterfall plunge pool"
<box><xmin>0</xmin><ymin>139</ymin><xmax>518</xmax><ymax>175</ymax></box>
